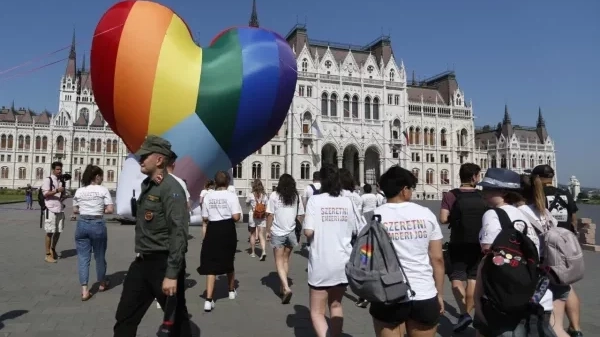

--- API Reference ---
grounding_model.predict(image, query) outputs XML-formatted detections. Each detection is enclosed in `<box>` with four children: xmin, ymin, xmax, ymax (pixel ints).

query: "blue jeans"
<box><xmin>74</xmin><ymin>216</ymin><xmax>108</xmax><ymax>286</ymax></box>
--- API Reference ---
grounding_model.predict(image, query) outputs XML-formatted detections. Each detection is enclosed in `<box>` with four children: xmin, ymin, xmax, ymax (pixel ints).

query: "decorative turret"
<box><xmin>501</xmin><ymin>104</ymin><xmax>513</xmax><ymax>138</ymax></box>
<box><xmin>536</xmin><ymin>107</ymin><xmax>548</xmax><ymax>143</ymax></box>
<box><xmin>64</xmin><ymin>29</ymin><xmax>77</xmax><ymax>79</ymax></box>
<box><xmin>249</xmin><ymin>0</ymin><xmax>259</xmax><ymax>28</ymax></box>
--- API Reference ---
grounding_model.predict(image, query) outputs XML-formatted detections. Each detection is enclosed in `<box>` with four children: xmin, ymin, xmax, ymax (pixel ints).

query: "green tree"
<box><xmin>578</xmin><ymin>192</ymin><xmax>589</xmax><ymax>200</ymax></box>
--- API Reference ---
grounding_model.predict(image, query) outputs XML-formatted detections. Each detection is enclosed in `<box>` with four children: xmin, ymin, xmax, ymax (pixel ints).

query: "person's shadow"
<box><xmin>58</xmin><ymin>248</ymin><xmax>77</xmax><ymax>259</ymax></box>
<box><xmin>260</xmin><ymin>271</ymin><xmax>294</xmax><ymax>298</ymax></box>
<box><xmin>0</xmin><ymin>310</ymin><xmax>28</xmax><ymax>330</ymax></box>
<box><xmin>90</xmin><ymin>270</ymin><xmax>128</xmax><ymax>293</ymax></box>
<box><xmin>286</xmin><ymin>305</ymin><xmax>352</xmax><ymax>337</ymax></box>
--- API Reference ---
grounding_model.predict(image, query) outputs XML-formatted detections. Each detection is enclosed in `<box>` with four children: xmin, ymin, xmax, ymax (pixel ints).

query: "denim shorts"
<box><xmin>270</xmin><ymin>232</ymin><xmax>297</xmax><ymax>249</ymax></box>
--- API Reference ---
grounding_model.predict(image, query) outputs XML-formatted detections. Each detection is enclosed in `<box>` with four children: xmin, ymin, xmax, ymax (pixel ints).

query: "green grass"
<box><xmin>0</xmin><ymin>194</ymin><xmax>37</xmax><ymax>203</ymax></box>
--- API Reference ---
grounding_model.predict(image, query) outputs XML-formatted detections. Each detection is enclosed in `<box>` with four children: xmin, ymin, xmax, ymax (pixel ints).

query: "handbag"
<box><xmin>294</xmin><ymin>193</ymin><xmax>302</xmax><ymax>240</ymax></box>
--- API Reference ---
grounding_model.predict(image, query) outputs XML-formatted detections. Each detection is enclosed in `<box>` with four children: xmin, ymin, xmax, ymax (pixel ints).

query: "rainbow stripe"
<box><xmin>91</xmin><ymin>1</ymin><xmax>297</xmax><ymax>198</ymax></box>
<box><xmin>360</xmin><ymin>244</ymin><xmax>373</xmax><ymax>265</ymax></box>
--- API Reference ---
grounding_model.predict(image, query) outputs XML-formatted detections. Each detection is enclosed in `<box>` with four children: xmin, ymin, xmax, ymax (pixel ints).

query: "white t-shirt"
<box><xmin>342</xmin><ymin>189</ymin><xmax>363</xmax><ymax>214</ymax></box>
<box><xmin>361</xmin><ymin>193</ymin><xmax>378</xmax><ymax>213</ymax></box>
<box><xmin>227</xmin><ymin>185</ymin><xmax>237</xmax><ymax>195</ymax></box>
<box><xmin>201</xmin><ymin>190</ymin><xmax>242</xmax><ymax>221</ymax></box>
<box><xmin>376</xmin><ymin>192</ymin><xmax>386</xmax><ymax>206</ymax></box>
<box><xmin>374</xmin><ymin>202</ymin><xmax>443</xmax><ymax>301</ymax></box>
<box><xmin>170</xmin><ymin>174</ymin><xmax>191</xmax><ymax>202</ymax></box>
<box><xmin>479</xmin><ymin>205</ymin><xmax>553</xmax><ymax>311</ymax></box>
<box><xmin>73</xmin><ymin>185</ymin><xmax>113</xmax><ymax>216</ymax></box>
<box><xmin>246</xmin><ymin>192</ymin><xmax>268</xmax><ymax>226</ymax></box>
<box><xmin>303</xmin><ymin>182</ymin><xmax>321</xmax><ymax>203</ymax></box>
<box><xmin>200</xmin><ymin>189</ymin><xmax>214</xmax><ymax>201</ymax></box>
<box><xmin>266</xmin><ymin>192</ymin><xmax>305</xmax><ymax>236</ymax></box>
<box><xmin>304</xmin><ymin>193</ymin><xmax>358</xmax><ymax>287</ymax></box>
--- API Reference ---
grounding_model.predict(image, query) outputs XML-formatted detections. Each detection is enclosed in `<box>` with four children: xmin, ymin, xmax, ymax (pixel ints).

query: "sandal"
<box><xmin>99</xmin><ymin>280</ymin><xmax>110</xmax><ymax>292</ymax></box>
<box><xmin>81</xmin><ymin>292</ymin><xmax>92</xmax><ymax>301</ymax></box>
<box><xmin>281</xmin><ymin>290</ymin><xmax>293</xmax><ymax>304</ymax></box>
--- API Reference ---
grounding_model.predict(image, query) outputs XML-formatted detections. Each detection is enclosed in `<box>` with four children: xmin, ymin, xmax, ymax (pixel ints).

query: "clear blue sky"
<box><xmin>0</xmin><ymin>0</ymin><xmax>598</xmax><ymax>186</ymax></box>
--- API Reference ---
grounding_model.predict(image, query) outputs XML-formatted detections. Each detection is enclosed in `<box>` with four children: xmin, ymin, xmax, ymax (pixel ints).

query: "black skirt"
<box><xmin>197</xmin><ymin>218</ymin><xmax>237</xmax><ymax>275</ymax></box>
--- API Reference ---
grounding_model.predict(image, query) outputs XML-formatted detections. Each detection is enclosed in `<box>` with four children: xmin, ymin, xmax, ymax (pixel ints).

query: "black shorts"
<box><xmin>369</xmin><ymin>296</ymin><xmax>440</xmax><ymax>327</ymax></box>
<box><xmin>448</xmin><ymin>243</ymin><xmax>483</xmax><ymax>281</ymax></box>
<box><xmin>308</xmin><ymin>283</ymin><xmax>348</xmax><ymax>291</ymax></box>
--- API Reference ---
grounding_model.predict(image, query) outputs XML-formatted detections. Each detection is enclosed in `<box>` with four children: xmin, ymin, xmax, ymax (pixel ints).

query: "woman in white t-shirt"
<box><xmin>72</xmin><ymin>165</ymin><xmax>114</xmax><ymax>301</ymax></box>
<box><xmin>360</xmin><ymin>184</ymin><xmax>378</xmax><ymax>214</ymax></box>
<box><xmin>198</xmin><ymin>171</ymin><xmax>242</xmax><ymax>312</ymax></box>
<box><xmin>199</xmin><ymin>180</ymin><xmax>215</xmax><ymax>238</ymax></box>
<box><xmin>304</xmin><ymin>164</ymin><xmax>358</xmax><ymax>337</ymax></box>
<box><xmin>266</xmin><ymin>174</ymin><xmax>305</xmax><ymax>304</ymax></box>
<box><xmin>474</xmin><ymin>168</ymin><xmax>556</xmax><ymax>337</ymax></box>
<box><xmin>339</xmin><ymin>168</ymin><xmax>363</xmax><ymax>214</ymax></box>
<box><xmin>369</xmin><ymin>166</ymin><xmax>444</xmax><ymax>337</ymax></box>
<box><xmin>246</xmin><ymin>179</ymin><xmax>268</xmax><ymax>259</ymax></box>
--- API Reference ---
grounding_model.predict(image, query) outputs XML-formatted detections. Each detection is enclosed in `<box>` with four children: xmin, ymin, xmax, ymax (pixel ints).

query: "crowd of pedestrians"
<box><xmin>37</xmin><ymin>134</ymin><xmax>586</xmax><ymax>337</ymax></box>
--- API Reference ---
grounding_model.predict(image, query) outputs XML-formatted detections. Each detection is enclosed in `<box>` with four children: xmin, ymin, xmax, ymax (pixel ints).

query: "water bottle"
<box><xmin>157</xmin><ymin>296</ymin><xmax>177</xmax><ymax>336</ymax></box>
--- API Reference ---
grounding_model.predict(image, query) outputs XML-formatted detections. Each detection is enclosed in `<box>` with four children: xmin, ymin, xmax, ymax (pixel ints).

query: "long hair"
<box><xmin>339</xmin><ymin>168</ymin><xmax>356</xmax><ymax>191</ymax></box>
<box><xmin>320</xmin><ymin>163</ymin><xmax>342</xmax><ymax>197</ymax></box>
<box><xmin>81</xmin><ymin>165</ymin><xmax>103</xmax><ymax>187</ymax></box>
<box><xmin>522</xmin><ymin>174</ymin><xmax>547</xmax><ymax>214</ymax></box>
<box><xmin>276</xmin><ymin>174</ymin><xmax>297</xmax><ymax>206</ymax></box>
<box><xmin>251</xmin><ymin>179</ymin><xmax>265</xmax><ymax>196</ymax></box>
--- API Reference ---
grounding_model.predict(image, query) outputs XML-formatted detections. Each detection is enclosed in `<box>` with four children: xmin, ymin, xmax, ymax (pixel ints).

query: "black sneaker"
<box><xmin>568</xmin><ymin>326</ymin><xmax>584</xmax><ymax>337</ymax></box>
<box><xmin>453</xmin><ymin>313</ymin><xmax>473</xmax><ymax>333</ymax></box>
<box><xmin>355</xmin><ymin>298</ymin><xmax>369</xmax><ymax>308</ymax></box>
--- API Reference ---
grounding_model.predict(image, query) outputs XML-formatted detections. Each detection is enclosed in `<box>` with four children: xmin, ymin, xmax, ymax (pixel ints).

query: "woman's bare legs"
<box><xmin>309</xmin><ymin>285</ymin><xmax>346</xmax><ymax>337</ymax></box>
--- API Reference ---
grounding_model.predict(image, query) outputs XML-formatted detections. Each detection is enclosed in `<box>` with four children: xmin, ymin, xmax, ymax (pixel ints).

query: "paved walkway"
<box><xmin>0</xmin><ymin>202</ymin><xmax>599</xmax><ymax>337</ymax></box>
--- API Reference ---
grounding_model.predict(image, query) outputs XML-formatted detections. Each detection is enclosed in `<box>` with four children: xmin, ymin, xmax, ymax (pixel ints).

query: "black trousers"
<box><xmin>114</xmin><ymin>254</ymin><xmax>191</xmax><ymax>337</ymax></box>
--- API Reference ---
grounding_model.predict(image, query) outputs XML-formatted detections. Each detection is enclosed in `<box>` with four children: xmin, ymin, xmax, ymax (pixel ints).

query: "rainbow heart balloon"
<box><xmin>91</xmin><ymin>0</ymin><xmax>297</xmax><ymax>198</ymax></box>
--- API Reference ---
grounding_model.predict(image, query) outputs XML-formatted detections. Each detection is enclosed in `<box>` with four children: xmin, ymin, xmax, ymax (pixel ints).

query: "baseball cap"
<box><xmin>531</xmin><ymin>164</ymin><xmax>555</xmax><ymax>178</ymax></box>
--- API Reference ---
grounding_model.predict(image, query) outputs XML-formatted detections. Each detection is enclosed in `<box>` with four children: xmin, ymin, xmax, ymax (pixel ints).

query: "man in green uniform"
<box><xmin>114</xmin><ymin>135</ymin><xmax>192</xmax><ymax>337</ymax></box>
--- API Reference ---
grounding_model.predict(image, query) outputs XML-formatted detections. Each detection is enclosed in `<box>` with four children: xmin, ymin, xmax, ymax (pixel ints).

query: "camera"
<box><xmin>58</xmin><ymin>173</ymin><xmax>72</xmax><ymax>184</ymax></box>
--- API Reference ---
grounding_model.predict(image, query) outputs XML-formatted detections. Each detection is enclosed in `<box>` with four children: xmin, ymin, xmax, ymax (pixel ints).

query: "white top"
<box><xmin>227</xmin><ymin>185</ymin><xmax>237</xmax><ymax>195</ymax></box>
<box><xmin>73</xmin><ymin>185</ymin><xmax>113</xmax><ymax>216</ymax></box>
<box><xmin>303</xmin><ymin>182</ymin><xmax>321</xmax><ymax>202</ymax></box>
<box><xmin>304</xmin><ymin>193</ymin><xmax>358</xmax><ymax>287</ymax></box>
<box><xmin>361</xmin><ymin>193</ymin><xmax>378</xmax><ymax>213</ymax></box>
<box><xmin>341</xmin><ymin>189</ymin><xmax>363</xmax><ymax>214</ymax></box>
<box><xmin>376</xmin><ymin>192</ymin><xmax>386</xmax><ymax>206</ymax></box>
<box><xmin>200</xmin><ymin>189</ymin><xmax>214</xmax><ymax>201</ymax></box>
<box><xmin>479</xmin><ymin>204</ymin><xmax>553</xmax><ymax>311</ymax></box>
<box><xmin>266</xmin><ymin>192</ymin><xmax>305</xmax><ymax>236</ymax></box>
<box><xmin>374</xmin><ymin>202</ymin><xmax>443</xmax><ymax>301</ymax></box>
<box><xmin>170</xmin><ymin>174</ymin><xmax>191</xmax><ymax>202</ymax></box>
<box><xmin>201</xmin><ymin>190</ymin><xmax>242</xmax><ymax>221</ymax></box>
<box><xmin>246</xmin><ymin>192</ymin><xmax>269</xmax><ymax>226</ymax></box>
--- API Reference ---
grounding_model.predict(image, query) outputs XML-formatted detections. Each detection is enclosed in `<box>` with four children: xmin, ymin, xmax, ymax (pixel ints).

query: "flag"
<box><xmin>402</xmin><ymin>130</ymin><xmax>409</xmax><ymax>145</ymax></box>
<box><xmin>311</xmin><ymin>119</ymin><xmax>324</xmax><ymax>138</ymax></box>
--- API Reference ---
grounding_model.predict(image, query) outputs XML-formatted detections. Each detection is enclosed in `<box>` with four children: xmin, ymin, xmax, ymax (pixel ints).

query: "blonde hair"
<box><xmin>520</xmin><ymin>174</ymin><xmax>547</xmax><ymax>214</ymax></box>
<box><xmin>251</xmin><ymin>179</ymin><xmax>265</xmax><ymax>196</ymax></box>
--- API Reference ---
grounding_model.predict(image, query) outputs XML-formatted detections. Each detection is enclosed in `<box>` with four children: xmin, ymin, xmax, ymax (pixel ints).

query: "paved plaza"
<box><xmin>0</xmin><ymin>202</ymin><xmax>599</xmax><ymax>337</ymax></box>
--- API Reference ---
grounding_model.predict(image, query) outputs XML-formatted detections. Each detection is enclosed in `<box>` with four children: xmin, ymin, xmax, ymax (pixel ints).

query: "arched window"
<box><xmin>546</xmin><ymin>156</ymin><xmax>551</xmax><ymax>166</ymax></box>
<box><xmin>426</xmin><ymin>169</ymin><xmax>434</xmax><ymax>185</ymax></box>
<box><xmin>321</xmin><ymin>93</ymin><xmax>328</xmax><ymax>116</ymax></box>
<box><xmin>18</xmin><ymin>167</ymin><xmax>26</xmax><ymax>179</ymax></box>
<box><xmin>301</xmin><ymin>58</ymin><xmax>308</xmax><ymax>72</ymax></box>
<box><xmin>7</xmin><ymin>135</ymin><xmax>13</xmax><ymax>149</ymax></box>
<box><xmin>364</xmin><ymin>97</ymin><xmax>371</xmax><ymax>119</ymax></box>
<box><xmin>18</xmin><ymin>135</ymin><xmax>24</xmax><ymax>150</ymax></box>
<box><xmin>351</xmin><ymin>95</ymin><xmax>359</xmax><ymax>118</ymax></box>
<box><xmin>530</xmin><ymin>156</ymin><xmax>535</xmax><ymax>168</ymax></box>
<box><xmin>409</xmin><ymin>127</ymin><xmax>415</xmax><ymax>145</ymax></box>
<box><xmin>35</xmin><ymin>136</ymin><xmax>41</xmax><ymax>150</ymax></box>
<box><xmin>412</xmin><ymin>168</ymin><xmax>419</xmax><ymax>179</ymax></box>
<box><xmin>90</xmin><ymin>138</ymin><xmax>96</xmax><ymax>152</ymax></box>
<box><xmin>1</xmin><ymin>166</ymin><xmax>9</xmax><ymax>179</ymax></box>
<box><xmin>343</xmin><ymin>95</ymin><xmax>350</xmax><ymax>118</ymax></box>
<box><xmin>392</xmin><ymin>119</ymin><xmax>401</xmax><ymax>140</ymax></box>
<box><xmin>79</xmin><ymin>107</ymin><xmax>89</xmax><ymax>121</ymax></box>
<box><xmin>73</xmin><ymin>138</ymin><xmax>80</xmax><ymax>152</ymax></box>
<box><xmin>270</xmin><ymin>162</ymin><xmax>281</xmax><ymax>179</ymax></box>
<box><xmin>107</xmin><ymin>170</ymin><xmax>115</xmax><ymax>182</ymax></box>
<box><xmin>301</xmin><ymin>162</ymin><xmax>311</xmax><ymax>180</ymax></box>
<box><xmin>440</xmin><ymin>170</ymin><xmax>449</xmax><ymax>185</ymax></box>
<box><xmin>329</xmin><ymin>93</ymin><xmax>338</xmax><ymax>117</ymax></box>
<box><xmin>389</xmin><ymin>69</ymin><xmax>395</xmax><ymax>81</ymax></box>
<box><xmin>56</xmin><ymin>136</ymin><xmax>64</xmax><ymax>151</ymax></box>
<box><xmin>500</xmin><ymin>155</ymin><xmax>507</xmax><ymax>168</ymax></box>
<box><xmin>521</xmin><ymin>155</ymin><xmax>526</xmax><ymax>169</ymax></box>
<box><xmin>423</xmin><ymin>128</ymin><xmax>429</xmax><ymax>145</ymax></box>
<box><xmin>25</xmin><ymin>136</ymin><xmax>31</xmax><ymax>150</ymax></box>
<box><xmin>440</xmin><ymin>129</ymin><xmax>447</xmax><ymax>147</ymax></box>
<box><xmin>106</xmin><ymin>139</ymin><xmax>112</xmax><ymax>153</ymax></box>
<box><xmin>480</xmin><ymin>158</ymin><xmax>484</xmax><ymax>169</ymax></box>
<box><xmin>512</xmin><ymin>154</ymin><xmax>517</xmax><ymax>168</ymax></box>
<box><xmin>415</xmin><ymin>127</ymin><xmax>421</xmax><ymax>145</ymax></box>
<box><xmin>538</xmin><ymin>156</ymin><xmax>543</xmax><ymax>165</ymax></box>
<box><xmin>460</xmin><ymin>129</ymin><xmax>468</xmax><ymax>147</ymax></box>
<box><xmin>252</xmin><ymin>162</ymin><xmax>262</xmax><ymax>179</ymax></box>
<box><xmin>492</xmin><ymin>156</ymin><xmax>497</xmax><ymax>168</ymax></box>
<box><xmin>41</xmin><ymin>136</ymin><xmax>47</xmax><ymax>150</ymax></box>
<box><xmin>0</xmin><ymin>135</ymin><xmax>6</xmax><ymax>149</ymax></box>
<box><xmin>96</xmin><ymin>139</ymin><xmax>102</xmax><ymax>153</ymax></box>
<box><xmin>429</xmin><ymin>128</ymin><xmax>435</xmax><ymax>146</ymax></box>
<box><xmin>80</xmin><ymin>138</ymin><xmax>86</xmax><ymax>151</ymax></box>
<box><xmin>112</xmin><ymin>140</ymin><xmax>118</xmax><ymax>153</ymax></box>
<box><xmin>36</xmin><ymin>167</ymin><xmax>44</xmax><ymax>180</ymax></box>
<box><xmin>372</xmin><ymin>97</ymin><xmax>380</xmax><ymax>120</ymax></box>
<box><xmin>302</xmin><ymin>112</ymin><xmax>312</xmax><ymax>134</ymax></box>
<box><xmin>233</xmin><ymin>163</ymin><xmax>243</xmax><ymax>179</ymax></box>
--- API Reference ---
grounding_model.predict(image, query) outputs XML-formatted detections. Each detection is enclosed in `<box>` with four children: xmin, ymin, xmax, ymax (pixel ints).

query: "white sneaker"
<box><xmin>204</xmin><ymin>300</ymin><xmax>215</xmax><ymax>312</ymax></box>
<box><xmin>228</xmin><ymin>290</ymin><xmax>237</xmax><ymax>300</ymax></box>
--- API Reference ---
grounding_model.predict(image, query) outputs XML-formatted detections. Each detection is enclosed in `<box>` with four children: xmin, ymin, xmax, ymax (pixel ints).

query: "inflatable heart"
<box><xmin>91</xmin><ymin>0</ymin><xmax>297</xmax><ymax>199</ymax></box>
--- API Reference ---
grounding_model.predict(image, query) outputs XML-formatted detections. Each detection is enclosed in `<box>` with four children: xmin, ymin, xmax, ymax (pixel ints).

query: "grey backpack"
<box><xmin>345</xmin><ymin>214</ymin><xmax>414</xmax><ymax>304</ymax></box>
<box><xmin>523</xmin><ymin>210</ymin><xmax>584</xmax><ymax>285</ymax></box>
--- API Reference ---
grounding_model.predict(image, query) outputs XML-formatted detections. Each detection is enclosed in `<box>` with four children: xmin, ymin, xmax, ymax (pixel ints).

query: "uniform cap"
<box><xmin>531</xmin><ymin>164</ymin><xmax>555</xmax><ymax>178</ymax></box>
<box><xmin>135</xmin><ymin>135</ymin><xmax>176</xmax><ymax>159</ymax></box>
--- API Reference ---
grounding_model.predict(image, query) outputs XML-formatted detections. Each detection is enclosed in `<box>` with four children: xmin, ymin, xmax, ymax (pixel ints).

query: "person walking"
<box><xmin>25</xmin><ymin>184</ymin><xmax>33</xmax><ymax>210</ymax></box>
<box><xmin>246</xmin><ymin>179</ymin><xmax>268</xmax><ymax>259</ymax></box>
<box><xmin>72</xmin><ymin>165</ymin><xmax>114</xmax><ymax>301</ymax></box>
<box><xmin>41</xmin><ymin>161</ymin><xmax>67</xmax><ymax>263</ymax></box>
<box><xmin>113</xmin><ymin>135</ymin><xmax>192</xmax><ymax>337</ymax></box>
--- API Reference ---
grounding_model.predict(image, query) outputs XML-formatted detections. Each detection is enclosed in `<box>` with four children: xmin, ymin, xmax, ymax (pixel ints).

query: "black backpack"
<box><xmin>37</xmin><ymin>177</ymin><xmax>54</xmax><ymax>211</ymax></box>
<box><xmin>448</xmin><ymin>189</ymin><xmax>488</xmax><ymax>244</ymax></box>
<box><xmin>481</xmin><ymin>208</ymin><xmax>542</xmax><ymax>317</ymax></box>
<box><xmin>309</xmin><ymin>184</ymin><xmax>320</xmax><ymax>195</ymax></box>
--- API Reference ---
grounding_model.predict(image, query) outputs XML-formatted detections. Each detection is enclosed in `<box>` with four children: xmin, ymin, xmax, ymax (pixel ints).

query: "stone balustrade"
<box><xmin>578</xmin><ymin>218</ymin><xmax>599</xmax><ymax>252</ymax></box>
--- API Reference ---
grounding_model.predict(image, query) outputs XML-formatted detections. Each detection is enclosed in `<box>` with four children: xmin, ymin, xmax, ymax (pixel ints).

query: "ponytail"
<box><xmin>532</xmin><ymin>174</ymin><xmax>546</xmax><ymax>214</ymax></box>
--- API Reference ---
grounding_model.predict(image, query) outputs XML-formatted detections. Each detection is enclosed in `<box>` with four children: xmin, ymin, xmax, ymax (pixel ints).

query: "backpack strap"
<box><xmin>309</xmin><ymin>184</ymin><xmax>317</xmax><ymax>194</ymax></box>
<box><xmin>493</xmin><ymin>207</ymin><xmax>530</xmax><ymax>236</ymax></box>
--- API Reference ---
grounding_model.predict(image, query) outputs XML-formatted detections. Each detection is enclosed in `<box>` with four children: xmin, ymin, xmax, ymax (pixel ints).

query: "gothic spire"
<box><xmin>249</xmin><ymin>0</ymin><xmax>259</xmax><ymax>28</ymax></box>
<box><xmin>537</xmin><ymin>106</ymin><xmax>546</xmax><ymax>127</ymax></box>
<box><xmin>81</xmin><ymin>52</ymin><xmax>86</xmax><ymax>72</ymax></box>
<box><xmin>502</xmin><ymin>104</ymin><xmax>511</xmax><ymax>124</ymax></box>
<box><xmin>69</xmin><ymin>28</ymin><xmax>76</xmax><ymax>60</ymax></box>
